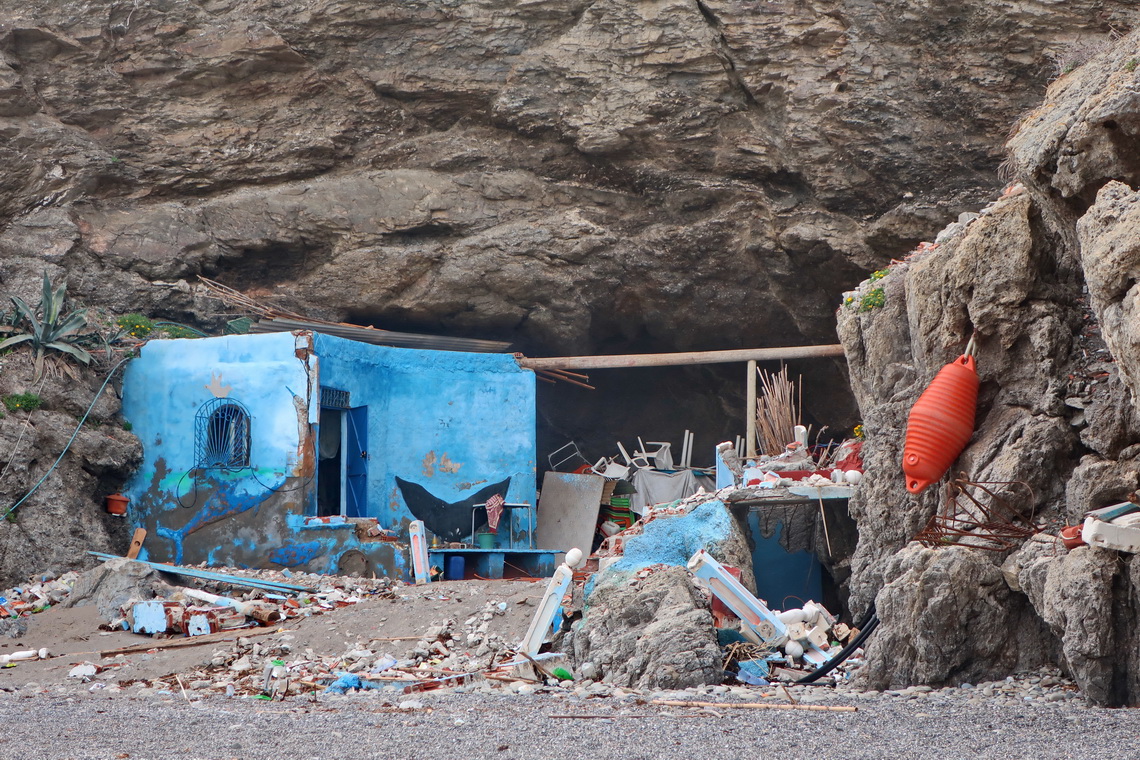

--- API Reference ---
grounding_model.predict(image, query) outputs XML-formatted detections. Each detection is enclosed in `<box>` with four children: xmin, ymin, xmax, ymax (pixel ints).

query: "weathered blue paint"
<box><xmin>121</xmin><ymin>331</ymin><xmax>537</xmax><ymax>579</ymax></box>
<box><xmin>312</xmin><ymin>333</ymin><xmax>537</xmax><ymax>546</ymax></box>
<box><xmin>608</xmin><ymin>500</ymin><xmax>737</xmax><ymax>574</ymax></box>
<box><xmin>747</xmin><ymin>513</ymin><xmax>823</xmax><ymax>608</ymax></box>
<box><xmin>267</xmin><ymin>541</ymin><xmax>325</xmax><ymax>567</ymax></box>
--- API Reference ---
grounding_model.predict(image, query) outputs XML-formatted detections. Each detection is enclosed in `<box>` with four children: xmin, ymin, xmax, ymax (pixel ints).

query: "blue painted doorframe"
<box><xmin>346</xmin><ymin>406</ymin><xmax>368</xmax><ymax>518</ymax></box>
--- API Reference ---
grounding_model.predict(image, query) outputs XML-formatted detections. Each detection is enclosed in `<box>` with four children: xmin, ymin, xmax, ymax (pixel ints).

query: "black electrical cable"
<box><xmin>795</xmin><ymin>603</ymin><xmax>879</xmax><ymax>685</ymax></box>
<box><xmin>246</xmin><ymin>467</ymin><xmax>315</xmax><ymax>494</ymax></box>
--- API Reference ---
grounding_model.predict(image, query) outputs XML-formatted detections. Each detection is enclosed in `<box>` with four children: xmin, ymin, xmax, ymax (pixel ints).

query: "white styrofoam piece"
<box><xmin>1082</xmin><ymin>514</ymin><xmax>1140</xmax><ymax>553</ymax></box>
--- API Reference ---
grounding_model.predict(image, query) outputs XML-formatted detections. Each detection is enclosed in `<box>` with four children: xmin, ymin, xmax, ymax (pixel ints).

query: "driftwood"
<box><xmin>651</xmin><ymin>699</ymin><xmax>857</xmax><ymax>713</ymax></box>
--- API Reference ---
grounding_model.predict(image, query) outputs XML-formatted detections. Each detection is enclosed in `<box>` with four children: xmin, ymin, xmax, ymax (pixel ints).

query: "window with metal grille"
<box><xmin>321</xmin><ymin>387</ymin><xmax>351</xmax><ymax>409</ymax></box>
<box><xmin>195</xmin><ymin>398</ymin><xmax>251</xmax><ymax>469</ymax></box>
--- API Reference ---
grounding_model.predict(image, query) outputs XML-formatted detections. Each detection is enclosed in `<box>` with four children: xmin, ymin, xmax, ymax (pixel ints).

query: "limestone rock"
<box><xmin>571</xmin><ymin>565</ymin><xmax>721</xmax><ymax>690</ymax></box>
<box><xmin>1016</xmin><ymin>545</ymin><xmax>1118</xmax><ymax>705</ymax></box>
<box><xmin>856</xmin><ymin>545</ymin><xmax>1054</xmax><ymax>690</ymax></box>
<box><xmin>0</xmin><ymin>354</ymin><xmax>142</xmax><ymax>587</ymax></box>
<box><xmin>842</xmin><ymin>26</ymin><xmax>1140</xmax><ymax>705</ymax></box>
<box><xmin>0</xmin><ymin>0</ymin><xmax>1135</xmax><ymax>457</ymax></box>
<box><xmin>1077</xmin><ymin>181</ymin><xmax>1140</xmax><ymax>403</ymax></box>
<box><xmin>838</xmin><ymin>191</ymin><xmax>1080</xmax><ymax>616</ymax></box>
<box><xmin>63</xmin><ymin>558</ymin><xmax>167</xmax><ymax>622</ymax></box>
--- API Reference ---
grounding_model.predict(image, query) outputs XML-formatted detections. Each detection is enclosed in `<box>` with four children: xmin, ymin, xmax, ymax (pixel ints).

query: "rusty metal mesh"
<box><xmin>914</xmin><ymin>474</ymin><xmax>1038</xmax><ymax>551</ymax></box>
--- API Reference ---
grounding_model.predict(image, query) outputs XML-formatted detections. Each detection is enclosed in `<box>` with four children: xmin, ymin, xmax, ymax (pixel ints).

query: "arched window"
<box><xmin>195</xmin><ymin>398</ymin><xmax>251</xmax><ymax>469</ymax></box>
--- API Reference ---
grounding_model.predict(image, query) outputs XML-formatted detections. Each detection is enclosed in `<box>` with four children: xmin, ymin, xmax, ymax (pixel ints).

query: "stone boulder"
<box><xmin>571</xmin><ymin>565</ymin><xmax>722</xmax><ymax>690</ymax></box>
<box><xmin>1077</xmin><ymin>181</ymin><xmax>1140</xmax><ymax>403</ymax></box>
<box><xmin>566</xmin><ymin>497</ymin><xmax>752</xmax><ymax>689</ymax></box>
<box><xmin>1013</xmin><ymin>542</ymin><xmax>1119</xmax><ymax>705</ymax></box>
<box><xmin>63</xmin><ymin>558</ymin><xmax>173</xmax><ymax>622</ymax></box>
<box><xmin>857</xmin><ymin>545</ymin><xmax>1054</xmax><ymax>690</ymax></box>
<box><xmin>837</xmin><ymin>190</ymin><xmax>1081</xmax><ymax>618</ymax></box>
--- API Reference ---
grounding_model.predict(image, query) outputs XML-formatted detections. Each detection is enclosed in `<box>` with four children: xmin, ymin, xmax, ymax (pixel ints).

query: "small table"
<box><xmin>471</xmin><ymin>502</ymin><xmax>535</xmax><ymax>549</ymax></box>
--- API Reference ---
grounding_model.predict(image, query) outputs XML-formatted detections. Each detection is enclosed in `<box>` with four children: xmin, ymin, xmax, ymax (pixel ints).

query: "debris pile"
<box><xmin>98</xmin><ymin>566</ymin><xmax>399</xmax><ymax>636</ymax></box>
<box><xmin>0</xmin><ymin>571</ymin><xmax>78</xmax><ymax>619</ymax></box>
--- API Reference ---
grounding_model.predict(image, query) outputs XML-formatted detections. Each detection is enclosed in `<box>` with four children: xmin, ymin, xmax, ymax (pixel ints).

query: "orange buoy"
<box><xmin>903</xmin><ymin>353</ymin><xmax>979</xmax><ymax>494</ymax></box>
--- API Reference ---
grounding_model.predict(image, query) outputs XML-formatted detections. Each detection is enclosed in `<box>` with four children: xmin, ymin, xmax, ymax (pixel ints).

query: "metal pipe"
<box><xmin>746</xmin><ymin>359</ymin><xmax>757</xmax><ymax>459</ymax></box>
<box><xmin>515</xmin><ymin>344</ymin><xmax>846</xmax><ymax>371</ymax></box>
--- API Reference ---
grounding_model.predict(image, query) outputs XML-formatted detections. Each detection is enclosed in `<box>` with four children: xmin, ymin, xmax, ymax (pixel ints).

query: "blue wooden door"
<box><xmin>345</xmin><ymin>407</ymin><xmax>368</xmax><ymax>518</ymax></box>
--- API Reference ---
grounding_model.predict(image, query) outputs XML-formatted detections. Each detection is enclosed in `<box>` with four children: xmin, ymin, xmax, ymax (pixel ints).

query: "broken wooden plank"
<box><xmin>126</xmin><ymin>528</ymin><xmax>146</xmax><ymax>559</ymax></box>
<box><xmin>86</xmin><ymin>551</ymin><xmax>314</xmax><ymax>593</ymax></box>
<box><xmin>99</xmin><ymin>626</ymin><xmax>287</xmax><ymax>657</ymax></box>
<box><xmin>651</xmin><ymin>699</ymin><xmax>857</xmax><ymax>713</ymax></box>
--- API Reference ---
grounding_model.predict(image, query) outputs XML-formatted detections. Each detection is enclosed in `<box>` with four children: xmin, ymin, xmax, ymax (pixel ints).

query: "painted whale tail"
<box><xmin>394</xmin><ymin>477</ymin><xmax>511</xmax><ymax>541</ymax></box>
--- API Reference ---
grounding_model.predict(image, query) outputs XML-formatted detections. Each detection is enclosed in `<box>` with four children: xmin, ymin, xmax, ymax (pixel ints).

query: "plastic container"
<box><xmin>105</xmin><ymin>493</ymin><xmax>129</xmax><ymax>516</ymax></box>
<box><xmin>1060</xmin><ymin>524</ymin><xmax>1086</xmax><ymax>550</ymax></box>
<box><xmin>446</xmin><ymin>556</ymin><xmax>465</xmax><ymax>580</ymax></box>
<box><xmin>476</xmin><ymin>532</ymin><xmax>495</xmax><ymax>550</ymax></box>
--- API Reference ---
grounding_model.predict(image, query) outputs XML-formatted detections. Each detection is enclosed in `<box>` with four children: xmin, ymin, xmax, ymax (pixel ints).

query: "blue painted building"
<box><xmin>120</xmin><ymin>331</ymin><xmax>538</xmax><ymax>579</ymax></box>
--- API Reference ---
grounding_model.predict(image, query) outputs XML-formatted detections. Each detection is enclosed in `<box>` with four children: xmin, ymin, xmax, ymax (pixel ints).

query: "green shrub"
<box><xmin>1127</xmin><ymin>58</ymin><xmax>1139</xmax><ymax>73</ymax></box>
<box><xmin>122</xmin><ymin>420</ymin><xmax>133</xmax><ymax>432</ymax></box>
<box><xmin>158</xmin><ymin>324</ymin><xmax>205</xmax><ymax>339</ymax></box>
<box><xmin>858</xmin><ymin>287</ymin><xmax>886</xmax><ymax>312</ymax></box>
<box><xmin>868</xmin><ymin>268</ymin><xmax>889</xmax><ymax>282</ymax></box>
<box><xmin>116</xmin><ymin>314</ymin><xmax>154</xmax><ymax>339</ymax></box>
<box><xmin>3</xmin><ymin>392</ymin><xmax>42</xmax><ymax>413</ymax></box>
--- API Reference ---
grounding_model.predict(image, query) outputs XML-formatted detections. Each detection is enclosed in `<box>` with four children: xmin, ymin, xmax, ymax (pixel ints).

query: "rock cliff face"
<box><xmin>1</xmin><ymin>0</ymin><xmax>1135</xmax><ymax>453</ymax></box>
<box><xmin>0</xmin><ymin>353</ymin><xmax>141</xmax><ymax>585</ymax></box>
<box><xmin>4</xmin><ymin>1</ymin><xmax>1140</xmax><ymax>689</ymax></box>
<box><xmin>838</xmin><ymin>28</ymin><xmax>1140</xmax><ymax>704</ymax></box>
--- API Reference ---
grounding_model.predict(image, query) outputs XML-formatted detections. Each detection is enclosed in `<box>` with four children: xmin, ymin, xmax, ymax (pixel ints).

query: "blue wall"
<box><xmin>121</xmin><ymin>331</ymin><xmax>314</xmax><ymax>566</ymax></box>
<box><xmin>120</xmin><ymin>331</ymin><xmax>536</xmax><ymax>577</ymax></box>
<box><xmin>313</xmin><ymin>334</ymin><xmax>537</xmax><ymax>542</ymax></box>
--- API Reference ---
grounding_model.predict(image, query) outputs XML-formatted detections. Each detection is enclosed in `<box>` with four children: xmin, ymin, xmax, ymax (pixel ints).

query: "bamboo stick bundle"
<box><xmin>755</xmin><ymin>365</ymin><xmax>801</xmax><ymax>456</ymax></box>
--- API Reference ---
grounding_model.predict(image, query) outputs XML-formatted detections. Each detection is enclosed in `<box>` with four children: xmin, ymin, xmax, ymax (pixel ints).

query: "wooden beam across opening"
<box><xmin>515</xmin><ymin>344</ymin><xmax>846</xmax><ymax>371</ymax></box>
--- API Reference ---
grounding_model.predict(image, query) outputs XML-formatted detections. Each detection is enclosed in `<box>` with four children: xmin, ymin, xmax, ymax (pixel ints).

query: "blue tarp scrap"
<box><xmin>323</xmin><ymin>672</ymin><xmax>383</xmax><ymax>694</ymax></box>
<box><xmin>736</xmin><ymin>659</ymin><xmax>770</xmax><ymax>686</ymax></box>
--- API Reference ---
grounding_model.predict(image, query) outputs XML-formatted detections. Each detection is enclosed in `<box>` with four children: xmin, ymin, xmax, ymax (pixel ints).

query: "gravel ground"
<box><xmin>2</xmin><ymin>680</ymin><xmax>1139</xmax><ymax>760</ymax></box>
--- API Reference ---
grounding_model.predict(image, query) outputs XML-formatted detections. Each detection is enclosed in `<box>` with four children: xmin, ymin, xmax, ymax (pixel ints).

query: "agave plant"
<box><xmin>0</xmin><ymin>272</ymin><xmax>92</xmax><ymax>380</ymax></box>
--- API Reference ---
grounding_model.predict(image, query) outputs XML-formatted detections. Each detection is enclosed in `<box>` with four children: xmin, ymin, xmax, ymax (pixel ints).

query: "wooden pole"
<box><xmin>746</xmin><ymin>360</ymin><xmax>757</xmax><ymax>458</ymax></box>
<box><xmin>516</xmin><ymin>344</ymin><xmax>845</xmax><ymax>371</ymax></box>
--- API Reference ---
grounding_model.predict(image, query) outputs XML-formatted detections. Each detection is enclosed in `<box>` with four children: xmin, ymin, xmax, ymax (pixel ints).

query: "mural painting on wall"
<box><xmin>394</xmin><ymin>477</ymin><xmax>511</xmax><ymax>541</ymax></box>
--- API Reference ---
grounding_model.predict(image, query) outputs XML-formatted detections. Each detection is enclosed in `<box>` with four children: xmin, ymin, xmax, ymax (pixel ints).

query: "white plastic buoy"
<box><xmin>785</xmin><ymin>640</ymin><xmax>804</xmax><ymax>658</ymax></box>
<box><xmin>844</xmin><ymin>470</ymin><xmax>863</xmax><ymax>485</ymax></box>
<box><xmin>564</xmin><ymin>547</ymin><xmax>584</xmax><ymax>569</ymax></box>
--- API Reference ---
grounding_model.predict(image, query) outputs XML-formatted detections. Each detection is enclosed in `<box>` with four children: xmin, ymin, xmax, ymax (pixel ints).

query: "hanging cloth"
<box><xmin>485</xmin><ymin>493</ymin><xmax>506</xmax><ymax>533</ymax></box>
